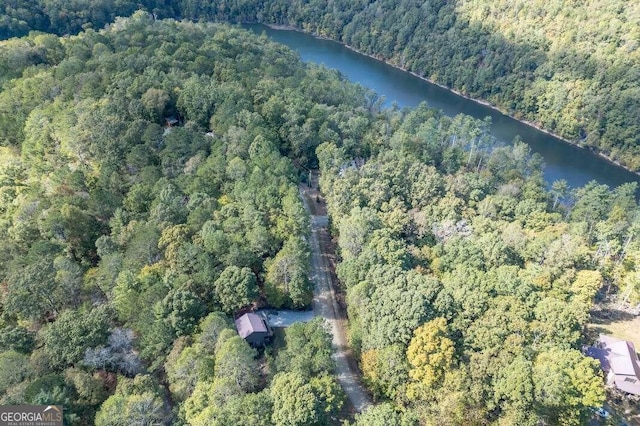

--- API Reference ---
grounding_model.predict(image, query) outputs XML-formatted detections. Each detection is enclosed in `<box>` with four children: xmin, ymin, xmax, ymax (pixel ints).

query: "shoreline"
<box><xmin>261</xmin><ymin>23</ymin><xmax>639</xmax><ymax>177</ymax></box>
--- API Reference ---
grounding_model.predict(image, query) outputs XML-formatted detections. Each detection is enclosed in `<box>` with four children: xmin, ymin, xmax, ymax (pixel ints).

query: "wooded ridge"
<box><xmin>1</xmin><ymin>5</ymin><xmax>640</xmax><ymax>425</ymax></box>
<box><xmin>3</xmin><ymin>0</ymin><xmax>639</xmax><ymax>171</ymax></box>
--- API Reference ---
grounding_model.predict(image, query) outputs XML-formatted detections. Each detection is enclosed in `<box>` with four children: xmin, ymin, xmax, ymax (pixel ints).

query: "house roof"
<box><xmin>586</xmin><ymin>334</ymin><xmax>640</xmax><ymax>395</ymax></box>
<box><xmin>596</xmin><ymin>335</ymin><xmax>640</xmax><ymax>375</ymax></box>
<box><xmin>235</xmin><ymin>313</ymin><xmax>268</xmax><ymax>339</ymax></box>
<box><xmin>614</xmin><ymin>375</ymin><xmax>640</xmax><ymax>395</ymax></box>
<box><xmin>585</xmin><ymin>346</ymin><xmax>611</xmax><ymax>371</ymax></box>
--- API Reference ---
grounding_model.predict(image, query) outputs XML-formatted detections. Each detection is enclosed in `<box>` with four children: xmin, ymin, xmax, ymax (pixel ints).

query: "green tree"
<box><xmin>41</xmin><ymin>305</ymin><xmax>110</xmax><ymax>370</ymax></box>
<box><xmin>358</xmin><ymin>267</ymin><xmax>433</xmax><ymax>350</ymax></box>
<box><xmin>270</xmin><ymin>372</ymin><xmax>321</xmax><ymax>426</ymax></box>
<box><xmin>157</xmin><ymin>289</ymin><xmax>206</xmax><ymax>337</ymax></box>
<box><xmin>214</xmin><ymin>336</ymin><xmax>259</xmax><ymax>392</ymax></box>
<box><xmin>338</xmin><ymin>207</ymin><xmax>382</xmax><ymax>260</ymax></box>
<box><xmin>309</xmin><ymin>375</ymin><xmax>345</xmax><ymax>421</ymax></box>
<box><xmin>95</xmin><ymin>374</ymin><xmax>167</xmax><ymax>425</ymax></box>
<box><xmin>0</xmin><ymin>325</ymin><xmax>35</xmax><ymax>353</ymax></box>
<box><xmin>353</xmin><ymin>403</ymin><xmax>414</xmax><ymax>426</ymax></box>
<box><xmin>165</xmin><ymin>344</ymin><xmax>206</xmax><ymax>402</ymax></box>
<box><xmin>0</xmin><ymin>351</ymin><xmax>30</xmax><ymax>393</ymax></box>
<box><xmin>189</xmin><ymin>391</ymin><xmax>273</xmax><ymax>426</ymax></box>
<box><xmin>533</xmin><ymin>349</ymin><xmax>605</xmax><ymax>425</ymax></box>
<box><xmin>531</xmin><ymin>297</ymin><xmax>588</xmax><ymax>349</ymax></box>
<box><xmin>276</xmin><ymin>319</ymin><xmax>334</xmax><ymax>378</ymax></box>
<box><xmin>360</xmin><ymin>344</ymin><xmax>409</xmax><ymax>400</ymax></box>
<box><xmin>493</xmin><ymin>355</ymin><xmax>536</xmax><ymax>425</ymax></box>
<box><xmin>196</xmin><ymin>311</ymin><xmax>232</xmax><ymax>353</ymax></box>
<box><xmin>4</xmin><ymin>254</ymin><xmax>60</xmax><ymax>320</ymax></box>
<box><xmin>570</xmin><ymin>270</ymin><xmax>603</xmax><ymax>304</ymax></box>
<box><xmin>64</xmin><ymin>367</ymin><xmax>107</xmax><ymax>406</ymax></box>
<box><xmin>550</xmin><ymin>179</ymin><xmax>568</xmax><ymax>210</ymax></box>
<box><xmin>265</xmin><ymin>236</ymin><xmax>312</xmax><ymax>308</ymax></box>
<box><xmin>141</xmin><ymin>88</ymin><xmax>169</xmax><ymax>123</ymax></box>
<box><xmin>95</xmin><ymin>391</ymin><xmax>166</xmax><ymax>426</ymax></box>
<box><xmin>213</xmin><ymin>266</ymin><xmax>258</xmax><ymax>314</ymax></box>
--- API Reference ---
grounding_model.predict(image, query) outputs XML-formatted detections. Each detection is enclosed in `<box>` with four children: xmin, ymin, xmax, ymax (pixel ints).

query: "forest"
<box><xmin>1</xmin><ymin>4</ymin><xmax>640</xmax><ymax>426</ymax></box>
<box><xmin>5</xmin><ymin>0</ymin><xmax>639</xmax><ymax>171</ymax></box>
<box><xmin>0</xmin><ymin>13</ymin><xmax>370</xmax><ymax>424</ymax></box>
<box><xmin>318</xmin><ymin>107</ymin><xmax>640</xmax><ymax>424</ymax></box>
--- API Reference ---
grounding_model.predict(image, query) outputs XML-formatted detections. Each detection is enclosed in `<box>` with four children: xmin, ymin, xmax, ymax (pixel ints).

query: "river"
<box><xmin>245</xmin><ymin>24</ymin><xmax>640</xmax><ymax>191</ymax></box>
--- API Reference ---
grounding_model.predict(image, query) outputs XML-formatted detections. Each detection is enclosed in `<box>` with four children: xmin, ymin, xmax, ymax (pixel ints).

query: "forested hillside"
<box><xmin>2</xmin><ymin>6</ymin><xmax>640</xmax><ymax>426</ymax></box>
<box><xmin>4</xmin><ymin>2</ymin><xmax>640</xmax><ymax>171</ymax></box>
<box><xmin>1</xmin><ymin>0</ymin><xmax>189</xmax><ymax>38</ymax></box>
<box><xmin>318</xmin><ymin>104</ymin><xmax>640</xmax><ymax>425</ymax></box>
<box><xmin>205</xmin><ymin>0</ymin><xmax>640</xmax><ymax>172</ymax></box>
<box><xmin>0</xmin><ymin>13</ymin><xmax>372</xmax><ymax>424</ymax></box>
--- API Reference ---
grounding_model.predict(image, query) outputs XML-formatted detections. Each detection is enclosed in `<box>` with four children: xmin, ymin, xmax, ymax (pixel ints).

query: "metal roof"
<box><xmin>586</xmin><ymin>334</ymin><xmax>640</xmax><ymax>395</ymax></box>
<box><xmin>235</xmin><ymin>313</ymin><xmax>267</xmax><ymax>339</ymax></box>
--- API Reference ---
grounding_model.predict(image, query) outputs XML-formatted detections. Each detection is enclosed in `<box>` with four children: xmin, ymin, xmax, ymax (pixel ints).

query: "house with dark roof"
<box><xmin>235</xmin><ymin>312</ymin><xmax>273</xmax><ymax>347</ymax></box>
<box><xmin>586</xmin><ymin>334</ymin><xmax>640</xmax><ymax>395</ymax></box>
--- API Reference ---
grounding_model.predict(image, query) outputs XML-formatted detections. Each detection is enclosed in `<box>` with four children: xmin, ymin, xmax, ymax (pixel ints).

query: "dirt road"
<box><xmin>299</xmin><ymin>173</ymin><xmax>372</xmax><ymax>413</ymax></box>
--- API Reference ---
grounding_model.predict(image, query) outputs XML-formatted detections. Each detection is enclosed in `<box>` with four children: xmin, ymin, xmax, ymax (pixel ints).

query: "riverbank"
<box><xmin>262</xmin><ymin>23</ymin><xmax>639</xmax><ymax>178</ymax></box>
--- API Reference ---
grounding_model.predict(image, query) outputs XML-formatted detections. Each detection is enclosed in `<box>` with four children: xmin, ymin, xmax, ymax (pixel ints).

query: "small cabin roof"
<box><xmin>235</xmin><ymin>313</ymin><xmax>268</xmax><ymax>339</ymax></box>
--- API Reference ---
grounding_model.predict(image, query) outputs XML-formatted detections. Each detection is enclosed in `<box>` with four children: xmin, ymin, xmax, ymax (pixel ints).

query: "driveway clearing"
<box><xmin>300</xmin><ymin>173</ymin><xmax>372</xmax><ymax>413</ymax></box>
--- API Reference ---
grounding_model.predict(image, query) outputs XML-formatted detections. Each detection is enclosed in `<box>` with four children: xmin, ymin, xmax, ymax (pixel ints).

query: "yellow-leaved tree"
<box><xmin>406</xmin><ymin>317</ymin><xmax>455</xmax><ymax>400</ymax></box>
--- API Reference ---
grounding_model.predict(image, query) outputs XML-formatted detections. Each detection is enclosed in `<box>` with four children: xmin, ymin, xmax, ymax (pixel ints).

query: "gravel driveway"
<box><xmin>300</xmin><ymin>176</ymin><xmax>372</xmax><ymax>413</ymax></box>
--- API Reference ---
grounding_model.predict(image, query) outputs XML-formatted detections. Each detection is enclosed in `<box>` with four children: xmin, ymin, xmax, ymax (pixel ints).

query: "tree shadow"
<box><xmin>590</xmin><ymin>308</ymin><xmax>639</xmax><ymax>325</ymax></box>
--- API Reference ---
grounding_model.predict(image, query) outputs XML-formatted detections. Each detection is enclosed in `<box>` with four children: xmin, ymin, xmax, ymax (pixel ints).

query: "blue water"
<box><xmin>246</xmin><ymin>24</ymin><xmax>640</xmax><ymax>192</ymax></box>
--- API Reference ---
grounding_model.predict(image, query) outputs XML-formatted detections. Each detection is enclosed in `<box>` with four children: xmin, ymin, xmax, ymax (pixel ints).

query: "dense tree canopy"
<box><xmin>317</xmin><ymin>99</ymin><xmax>638</xmax><ymax>423</ymax></box>
<box><xmin>1</xmin><ymin>5</ymin><xmax>638</xmax><ymax>424</ymax></box>
<box><xmin>202</xmin><ymin>0</ymin><xmax>640</xmax><ymax>172</ymax></box>
<box><xmin>3</xmin><ymin>1</ymin><xmax>640</xmax><ymax>170</ymax></box>
<box><xmin>0</xmin><ymin>15</ymin><xmax>366</xmax><ymax>423</ymax></box>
